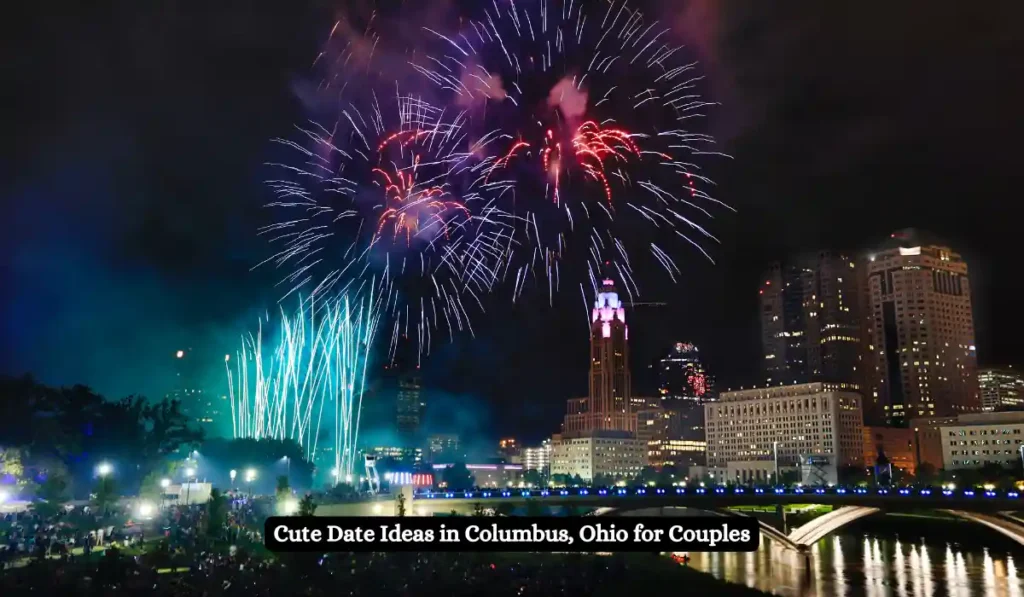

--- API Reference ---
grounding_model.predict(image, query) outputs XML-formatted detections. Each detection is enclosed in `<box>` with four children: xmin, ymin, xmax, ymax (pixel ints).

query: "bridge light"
<box><xmin>1009</xmin><ymin>492</ymin><xmax>1019</xmax><ymax>498</ymax></box>
<box><xmin>944</xmin><ymin>483</ymin><xmax>956</xmax><ymax>491</ymax></box>
<box><xmin>964</xmin><ymin>490</ymin><xmax>975</xmax><ymax>497</ymax></box>
<box><xmin>983</xmin><ymin>483</ymin><xmax>996</xmax><ymax>491</ymax></box>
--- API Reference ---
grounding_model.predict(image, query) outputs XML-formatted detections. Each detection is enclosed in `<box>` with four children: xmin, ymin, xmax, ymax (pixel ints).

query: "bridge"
<box><xmin>400</xmin><ymin>486</ymin><xmax>1024</xmax><ymax>551</ymax></box>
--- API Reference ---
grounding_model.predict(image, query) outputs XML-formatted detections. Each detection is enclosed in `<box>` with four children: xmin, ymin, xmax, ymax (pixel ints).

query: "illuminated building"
<box><xmin>365</xmin><ymin>446</ymin><xmax>423</xmax><ymax>465</ymax></box>
<box><xmin>647</xmin><ymin>439</ymin><xmax>707</xmax><ymax>469</ymax></box>
<box><xmin>705</xmin><ymin>383</ymin><xmax>864</xmax><ymax>484</ymax></box>
<box><xmin>427</xmin><ymin>434</ymin><xmax>462</xmax><ymax>463</ymax></box>
<box><xmin>909</xmin><ymin>415</ymin><xmax>958</xmax><ymax>469</ymax></box>
<box><xmin>636</xmin><ymin>405</ymin><xmax>669</xmax><ymax>444</ymax></box>
<box><xmin>759</xmin><ymin>252</ymin><xmax>865</xmax><ymax>391</ymax></box>
<box><xmin>432</xmin><ymin>463</ymin><xmax>522</xmax><ymax>487</ymax></box>
<box><xmin>656</xmin><ymin>343</ymin><xmax>714</xmax><ymax>443</ymax></box>
<box><xmin>562</xmin><ymin>272</ymin><xmax>635</xmax><ymax>433</ymax></box>
<box><xmin>391</xmin><ymin>336</ymin><xmax>424</xmax><ymax>440</ymax></box>
<box><xmin>523</xmin><ymin>440</ymin><xmax>552</xmax><ymax>474</ymax></box>
<box><xmin>978</xmin><ymin>367</ymin><xmax>1024</xmax><ymax>412</ymax></box>
<box><xmin>167</xmin><ymin>348</ymin><xmax>226</xmax><ymax>437</ymax></box>
<box><xmin>550</xmin><ymin>431</ymin><xmax>645</xmax><ymax>482</ymax></box>
<box><xmin>497</xmin><ymin>438</ymin><xmax>521</xmax><ymax>460</ymax></box>
<box><xmin>862</xmin><ymin>427</ymin><xmax>917</xmax><ymax>475</ymax></box>
<box><xmin>658</xmin><ymin>343</ymin><xmax>713</xmax><ymax>403</ymax></box>
<box><xmin>865</xmin><ymin>230</ymin><xmax>981</xmax><ymax>426</ymax></box>
<box><xmin>939</xmin><ymin>412</ymin><xmax>1024</xmax><ymax>470</ymax></box>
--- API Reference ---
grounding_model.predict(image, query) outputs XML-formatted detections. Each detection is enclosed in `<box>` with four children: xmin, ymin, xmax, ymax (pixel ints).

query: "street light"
<box><xmin>230</xmin><ymin>469</ymin><xmax>237</xmax><ymax>487</ymax></box>
<box><xmin>96</xmin><ymin>462</ymin><xmax>113</xmax><ymax>477</ymax></box>
<box><xmin>184</xmin><ymin>467</ymin><xmax>198</xmax><ymax>506</ymax></box>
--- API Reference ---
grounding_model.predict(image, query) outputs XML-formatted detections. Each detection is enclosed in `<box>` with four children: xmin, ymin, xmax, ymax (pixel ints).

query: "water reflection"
<box><xmin>684</xmin><ymin>531</ymin><xmax>1024</xmax><ymax>596</ymax></box>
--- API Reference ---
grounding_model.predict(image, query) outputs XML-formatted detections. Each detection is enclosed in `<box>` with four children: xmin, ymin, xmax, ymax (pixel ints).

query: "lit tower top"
<box><xmin>592</xmin><ymin>274</ymin><xmax>627</xmax><ymax>339</ymax></box>
<box><xmin>587</xmin><ymin>263</ymin><xmax>633</xmax><ymax>430</ymax></box>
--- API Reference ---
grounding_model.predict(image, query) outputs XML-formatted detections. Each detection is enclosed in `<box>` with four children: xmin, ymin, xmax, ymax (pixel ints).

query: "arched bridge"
<box><xmin>407</xmin><ymin>486</ymin><xmax>1024</xmax><ymax>551</ymax></box>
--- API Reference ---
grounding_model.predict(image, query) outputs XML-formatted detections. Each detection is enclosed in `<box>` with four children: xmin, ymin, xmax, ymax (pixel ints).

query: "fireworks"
<box><xmin>258</xmin><ymin>93</ymin><xmax>514</xmax><ymax>362</ymax></box>
<box><xmin>416</xmin><ymin>0</ymin><xmax>732</xmax><ymax>306</ymax></box>
<box><xmin>227</xmin><ymin>287</ymin><xmax>384</xmax><ymax>477</ymax></box>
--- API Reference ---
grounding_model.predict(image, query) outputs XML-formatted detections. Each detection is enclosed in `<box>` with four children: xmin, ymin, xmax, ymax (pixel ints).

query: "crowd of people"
<box><xmin>1</xmin><ymin>496</ymin><xmax>764</xmax><ymax>596</ymax></box>
<box><xmin>1</xmin><ymin>547</ymin><xmax>764</xmax><ymax>595</ymax></box>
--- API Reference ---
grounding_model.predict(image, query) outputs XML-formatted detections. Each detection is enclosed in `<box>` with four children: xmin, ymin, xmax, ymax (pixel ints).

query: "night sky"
<box><xmin>3</xmin><ymin>1</ymin><xmax>1022</xmax><ymax>445</ymax></box>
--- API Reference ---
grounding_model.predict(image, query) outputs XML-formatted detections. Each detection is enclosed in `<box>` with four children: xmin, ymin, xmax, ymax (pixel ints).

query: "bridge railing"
<box><xmin>413</xmin><ymin>485</ymin><xmax>1023</xmax><ymax>502</ymax></box>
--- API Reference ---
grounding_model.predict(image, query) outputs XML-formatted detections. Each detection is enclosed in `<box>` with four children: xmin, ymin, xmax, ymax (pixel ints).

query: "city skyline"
<box><xmin>3</xmin><ymin>2</ymin><xmax>1023</xmax><ymax>448</ymax></box>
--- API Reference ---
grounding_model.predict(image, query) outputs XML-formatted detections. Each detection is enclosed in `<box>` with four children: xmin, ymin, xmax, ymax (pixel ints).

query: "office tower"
<box><xmin>167</xmin><ymin>348</ymin><xmax>222</xmax><ymax>434</ymax></box>
<box><xmin>760</xmin><ymin>252</ymin><xmax>865</xmax><ymax>389</ymax></box>
<box><xmin>562</xmin><ymin>271</ymin><xmax>636</xmax><ymax>433</ymax></box>
<box><xmin>657</xmin><ymin>342</ymin><xmax>714</xmax><ymax>442</ymax></box>
<box><xmin>864</xmin><ymin>230</ymin><xmax>981</xmax><ymax>426</ymax></box>
<box><xmin>497</xmin><ymin>438</ymin><xmax>521</xmax><ymax>460</ymax></box>
<box><xmin>391</xmin><ymin>336</ymin><xmax>424</xmax><ymax>440</ymax></box>
<box><xmin>939</xmin><ymin>412</ymin><xmax>1024</xmax><ymax>470</ymax></box>
<box><xmin>523</xmin><ymin>440</ymin><xmax>552</xmax><ymax>474</ymax></box>
<box><xmin>589</xmin><ymin>272</ymin><xmax>632</xmax><ymax>426</ymax></box>
<box><xmin>705</xmin><ymin>383</ymin><xmax>865</xmax><ymax>485</ymax></box>
<box><xmin>550</xmin><ymin>431</ymin><xmax>645</xmax><ymax>482</ymax></box>
<box><xmin>978</xmin><ymin>367</ymin><xmax>1024</xmax><ymax>411</ymax></box>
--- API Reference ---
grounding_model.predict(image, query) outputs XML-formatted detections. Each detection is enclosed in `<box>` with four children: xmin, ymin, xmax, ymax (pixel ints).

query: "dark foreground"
<box><xmin>1</xmin><ymin>547</ymin><xmax>767</xmax><ymax>596</ymax></box>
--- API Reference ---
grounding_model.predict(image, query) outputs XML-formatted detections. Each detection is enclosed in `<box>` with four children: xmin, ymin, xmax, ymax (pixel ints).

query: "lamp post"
<box><xmin>184</xmin><ymin>467</ymin><xmax>197</xmax><ymax>506</ymax></box>
<box><xmin>160</xmin><ymin>478</ymin><xmax>170</xmax><ymax>510</ymax></box>
<box><xmin>773</xmin><ymin>442</ymin><xmax>780</xmax><ymax>484</ymax></box>
<box><xmin>230</xmin><ymin>469</ymin><xmax>237</xmax><ymax>490</ymax></box>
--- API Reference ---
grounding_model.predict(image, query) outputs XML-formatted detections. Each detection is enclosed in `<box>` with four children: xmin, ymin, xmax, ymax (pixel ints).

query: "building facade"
<box><xmin>910</xmin><ymin>416</ymin><xmax>958</xmax><ymax>469</ymax></box>
<box><xmin>940</xmin><ymin>412</ymin><xmax>1024</xmax><ymax>470</ymax></box>
<box><xmin>759</xmin><ymin>252</ymin><xmax>865</xmax><ymax>390</ymax></box>
<box><xmin>862</xmin><ymin>426</ymin><xmax>918</xmax><ymax>475</ymax></box>
<box><xmin>865</xmin><ymin>230</ymin><xmax>981</xmax><ymax>426</ymax></box>
<box><xmin>585</xmin><ymin>274</ymin><xmax>634</xmax><ymax>432</ymax></box>
<box><xmin>646</xmin><ymin>438</ymin><xmax>707</xmax><ymax>470</ymax></box>
<box><xmin>978</xmin><ymin>367</ymin><xmax>1024</xmax><ymax>412</ymax></box>
<box><xmin>550</xmin><ymin>431</ymin><xmax>645</xmax><ymax>482</ymax></box>
<box><xmin>657</xmin><ymin>343</ymin><xmax>714</xmax><ymax>443</ymax></box>
<box><xmin>389</xmin><ymin>335</ymin><xmax>424</xmax><ymax>441</ymax></box>
<box><xmin>523</xmin><ymin>440</ymin><xmax>552</xmax><ymax>474</ymax></box>
<box><xmin>426</xmin><ymin>434</ymin><xmax>462</xmax><ymax>463</ymax></box>
<box><xmin>705</xmin><ymin>383</ymin><xmax>865</xmax><ymax>481</ymax></box>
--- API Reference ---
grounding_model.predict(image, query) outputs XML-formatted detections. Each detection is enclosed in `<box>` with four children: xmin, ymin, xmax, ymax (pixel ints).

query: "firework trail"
<box><xmin>415</xmin><ymin>0</ymin><xmax>733</xmax><ymax>308</ymax></box>
<box><xmin>257</xmin><ymin>91</ymin><xmax>514</xmax><ymax>365</ymax></box>
<box><xmin>227</xmin><ymin>286</ymin><xmax>385</xmax><ymax>478</ymax></box>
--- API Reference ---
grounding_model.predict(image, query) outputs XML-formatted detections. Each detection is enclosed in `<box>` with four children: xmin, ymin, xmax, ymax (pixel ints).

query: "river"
<box><xmin>683</xmin><ymin>520</ymin><xmax>1024</xmax><ymax>596</ymax></box>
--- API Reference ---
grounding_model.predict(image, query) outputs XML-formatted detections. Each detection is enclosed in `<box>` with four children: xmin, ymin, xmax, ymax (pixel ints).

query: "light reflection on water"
<box><xmin>683</xmin><ymin>533</ymin><xmax>1024</xmax><ymax>597</ymax></box>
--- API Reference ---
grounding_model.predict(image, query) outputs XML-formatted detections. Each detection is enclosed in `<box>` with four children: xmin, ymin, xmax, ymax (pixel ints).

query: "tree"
<box><xmin>32</xmin><ymin>472</ymin><xmax>70</xmax><ymax>519</ymax></box>
<box><xmin>570</xmin><ymin>474</ymin><xmax>584</xmax><ymax>487</ymax></box>
<box><xmin>299</xmin><ymin>494</ymin><xmax>317</xmax><ymax>517</ymax></box>
<box><xmin>917</xmin><ymin>462</ymin><xmax>937</xmax><ymax>486</ymax></box>
<box><xmin>449</xmin><ymin>509</ymin><xmax>460</xmax><ymax>517</ymax></box>
<box><xmin>550</xmin><ymin>474</ymin><xmax>570</xmax><ymax>487</ymax></box>
<box><xmin>396</xmin><ymin>491</ymin><xmax>407</xmax><ymax>517</ymax></box>
<box><xmin>440</xmin><ymin>463</ymin><xmax>474</xmax><ymax>491</ymax></box>
<box><xmin>93</xmin><ymin>476</ymin><xmax>118</xmax><ymax>516</ymax></box>
<box><xmin>276</xmin><ymin>475</ymin><xmax>291</xmax><ymax>499</ymax></box>
<box><xmin>472</xmin><ymin>502</ymin><xmax>485</xmax><ymax>516</ymax></box>
<box><xmin>523</xmin><ymin>469</ymin><xmax>543</xmax><ymax>487</ymax></box>
<box><xmin>205</xmin><ymin>489</ymin><xmax>228</xmax><ymax>539</ymax></box>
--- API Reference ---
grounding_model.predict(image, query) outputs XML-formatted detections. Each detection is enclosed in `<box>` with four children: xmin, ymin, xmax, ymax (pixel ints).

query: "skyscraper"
<box><xmin>864</xmin><ymin>230</ymin><xmax>981</xmax><ymax>426</ymax></box>
<box><xmin>978</xmin><ymin>367</ymin><xmax>1024</xmax><ymax>411</ymax></box>
<box><xmin>589</xmin><ymin>273</ymin><xmax>632</xmax><ymax>425</ymax></box>
<box><xmin>391</xmin><ymin>336</ymin><xmax>424</xmax><ymax>441</ymax></box>
<box><xmin>759</xmin><ymin>252</ymin><xmax>865</xmax><ymax>389</ymax></box>
<box><xmin>657</xmin><ymin>342</ymin><xmax>714</xmax><ymax>443</ymax></box>
<box><xmin>561</xmin><ymin>270</ymin><xmax>637</xmax><ymax>433</ymax></box>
